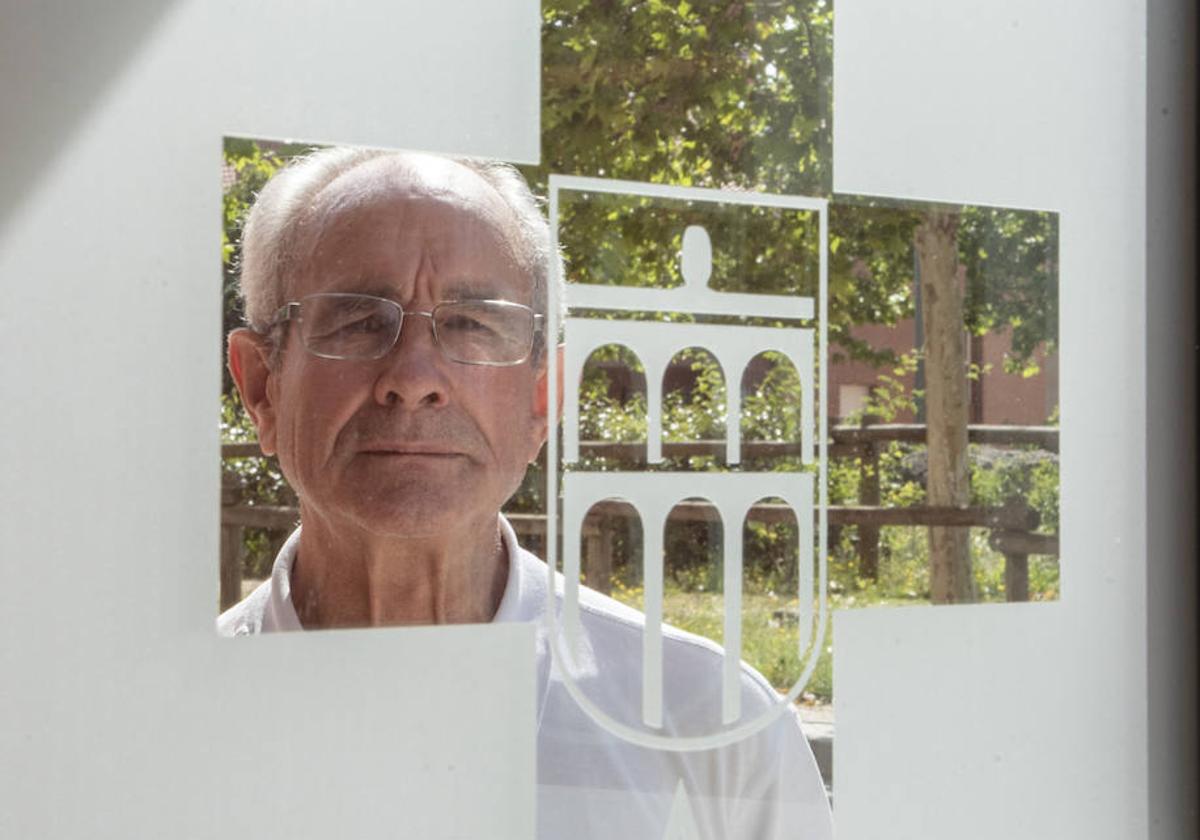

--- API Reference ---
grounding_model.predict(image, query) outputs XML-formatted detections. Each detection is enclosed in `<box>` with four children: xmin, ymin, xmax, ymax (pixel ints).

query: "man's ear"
<box><xmin>529</xmin><ymin>344</ymin><xmax>564</xmax><ymax>460</ymax></box>
<box><xmin>228</xmin><ymin>328</ymin><xmax>279</xmax><ymax>456</ymax></box>
<box><xmin>533</xmin><ymin>343</ymin><xmax>565</xmax><ymax>420</ymax></box>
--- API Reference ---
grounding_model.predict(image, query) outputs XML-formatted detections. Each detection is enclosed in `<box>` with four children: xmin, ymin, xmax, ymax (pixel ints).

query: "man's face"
<box><xmin>251</xmin><ymin>157</ymin><xmax>548</xmax><ymax>539</ymax></box>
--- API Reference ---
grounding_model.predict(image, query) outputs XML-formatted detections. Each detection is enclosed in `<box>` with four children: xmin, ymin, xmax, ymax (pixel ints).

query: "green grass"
<box><xmin>604</xmin><ymin>523</ymin><xmax>1060</xmax><ymax>704</ymax></box>
<box><xmin>609</xmin><ymin>581</ymin><xmax>834</xmax><ymax>702</ymax></box>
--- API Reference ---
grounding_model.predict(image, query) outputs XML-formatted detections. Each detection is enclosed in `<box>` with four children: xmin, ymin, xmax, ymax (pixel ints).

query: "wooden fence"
<box><xmin>220</xmin><ymin>424</ymin><xmax>1058</xmax><ymax>610</ymax></box>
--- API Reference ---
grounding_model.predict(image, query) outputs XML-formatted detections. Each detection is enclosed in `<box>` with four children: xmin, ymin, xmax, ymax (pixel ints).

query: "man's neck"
<box><xmin>288</xmin><ymin>509</ymin><xmax>509</xmax><ymax>629</ymax></box>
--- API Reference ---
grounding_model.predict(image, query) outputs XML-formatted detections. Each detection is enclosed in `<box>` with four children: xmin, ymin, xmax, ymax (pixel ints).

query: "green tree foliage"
<box><xmin>221</xmin><ymin>139</ymin><xmax>297</xmax><ymax>578</ymax></box>
<box><xmin>533</xmin><ymin>1</ymin><xmax>1057</xmax><ymax>370</ymax></box>
<box><xmin>221</xmin><ymin>138</ymin><xmax>285</xmax><ymax>394</ymax></box>
<box><xmin>530</xmin><ymin>0</ymin><xmax>882</xmax><ymax>351</ymax></box>
<box><xmin>960</xmin><ymin>206</ymin><xmax>1059</xmax><ymax>371</ymax></box>
<box><xmin>539</xmin><ymin>0</ymin><xmax>831</xmax><ymax>192</ymax></box>
<box><xmin>534</xmin><ymin>0</ymin><xmax>1059</xmax><ymax>613</ymax></box>
<box><xmin>218</xmin><ymin>1</ymin><xmax>1059</xmax><ymax>602</ymax></box>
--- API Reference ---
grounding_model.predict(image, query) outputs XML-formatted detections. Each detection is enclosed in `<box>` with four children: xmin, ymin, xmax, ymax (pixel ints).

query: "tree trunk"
<box><xmin>915</xmin><ymin>209</ymin><xmax>974</xmax><ymax>603</ymax></box>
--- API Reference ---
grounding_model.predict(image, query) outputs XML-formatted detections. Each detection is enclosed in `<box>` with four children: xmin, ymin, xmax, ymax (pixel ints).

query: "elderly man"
<box><xmin>220</xmin><ymin>147</ymin><xmax>832</xmax><ymax>839</ymax></box>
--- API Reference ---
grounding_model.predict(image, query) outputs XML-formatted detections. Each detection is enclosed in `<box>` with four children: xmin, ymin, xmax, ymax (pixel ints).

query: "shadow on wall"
<box><xmin>0</xmin><ymin>1</ymin><xmax>180</xmax><ymax>230</ymax></box>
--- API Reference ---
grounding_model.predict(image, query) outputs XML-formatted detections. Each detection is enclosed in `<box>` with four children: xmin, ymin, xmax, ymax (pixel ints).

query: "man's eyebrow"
<box><xmin>322</xmin><ymin>280</ymin><xmax>395</xmax><ymax>299</ymax></box>
<box><xmin>366</xmin><ymin>284</ymin><xmax>401</xmax><ymax>300</ymax></box>
<box><xmin>441</xmin><ymin>279</ymin><xmax>509</xmax><ymax>300</ymax></box>
<box><xmin>320</xmin><ymin>278</ymin><xmax>518</xmax><ymax>302</ymax></box>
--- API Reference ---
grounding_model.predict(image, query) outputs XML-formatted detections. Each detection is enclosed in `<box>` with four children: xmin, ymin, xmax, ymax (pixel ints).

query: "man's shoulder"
<box><xmin>216</xmin><ymin>579</ymin><xmax>273</xmax><ymax>636</ymax></box>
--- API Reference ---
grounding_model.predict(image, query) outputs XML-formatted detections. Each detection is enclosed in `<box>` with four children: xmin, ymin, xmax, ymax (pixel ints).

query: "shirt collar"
<box><xmin>263</xmin><ymin>528</ymin><xmax>303</xmax><ymax>633</ymax></box>
<box><xmin>492</xmin><ymin>515</ymin><xmax>548</xmax><ymax>624</ymax></box>
<box><xmin>262</xmin><ymin>516</ymin><xmax>544</xmax><ymax>631</ymax></box>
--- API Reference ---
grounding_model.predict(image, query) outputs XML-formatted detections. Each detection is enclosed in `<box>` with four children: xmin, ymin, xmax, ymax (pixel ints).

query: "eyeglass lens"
<box><xmin>296</xmin><ymin>294</ymin><xmax>534</xmax><ymax>364</ymax></box>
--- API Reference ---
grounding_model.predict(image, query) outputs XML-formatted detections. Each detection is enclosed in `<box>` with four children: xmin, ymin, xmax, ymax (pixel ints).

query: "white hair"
<box><xmin>237</xmin><ymin>146</ymin><xmax>562</xmax><ymax>353</ymax></box>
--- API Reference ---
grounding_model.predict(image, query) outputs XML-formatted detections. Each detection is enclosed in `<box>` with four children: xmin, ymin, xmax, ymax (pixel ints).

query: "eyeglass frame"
<box><xmin>263</xmin><ymin>292</ymin><xmax>545</xmax><ymax>367</ymax></box>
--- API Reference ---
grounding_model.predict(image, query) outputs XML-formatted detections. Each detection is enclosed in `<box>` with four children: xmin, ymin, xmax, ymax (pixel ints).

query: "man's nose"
<box><xmin>371</xmin><ymin>311</ymin><xmax>450</xmax><ymax>408</ymax></box>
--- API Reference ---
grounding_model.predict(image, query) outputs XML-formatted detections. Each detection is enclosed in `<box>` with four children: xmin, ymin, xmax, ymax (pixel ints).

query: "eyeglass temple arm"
<box><xmin>263</xmin><ymin>301</ymin><xmax>301</xmax><ymax>332</ymax></box>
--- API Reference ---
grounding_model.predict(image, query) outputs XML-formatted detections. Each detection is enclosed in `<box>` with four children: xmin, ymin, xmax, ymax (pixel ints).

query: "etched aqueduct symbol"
<box><xmin>545</xmin><ymin>175</ymin><xmax>830</xmax><ymax>751</ymax></box>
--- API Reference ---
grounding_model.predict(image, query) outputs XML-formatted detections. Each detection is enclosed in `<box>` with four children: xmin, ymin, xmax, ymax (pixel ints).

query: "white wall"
<box><xmin>833</xmin><ymin>1</ymin><xmax>1194</xmax><ymax>838</ymax></box>
<box><xmin>2</xmin><ymin>1</ymin><xmax>1192</xmax><ymax>838</ymax></box>
<box><xmin>0</xmin><ymin>3</ymin><xmax>540</xmax><ymax>838</ymax></box>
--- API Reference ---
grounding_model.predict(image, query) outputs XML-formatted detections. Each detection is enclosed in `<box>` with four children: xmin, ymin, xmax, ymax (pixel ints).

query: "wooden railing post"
<box><xmin>583</xmin><ymin>520</ymin><xmax>613</xmax><ymax>595</ymax></box>
<box><xmin>1003</xmin><ymin>550</ymin><xmax>1030</xmax><ymax>602</ymax></box>
<box><xmin>991</xmin><ymin>500</ymin><xmax>1040</xmax><ymax>603</ymax></box>
<box><xmin>219</xmin><ymin>471</ymin><xmax>243</xmax><ymax>611</ymax></box>
<box><xmin>858</xmin><ymin>437</ymin><xmax>881</xmax><ymax>580</ymax></box>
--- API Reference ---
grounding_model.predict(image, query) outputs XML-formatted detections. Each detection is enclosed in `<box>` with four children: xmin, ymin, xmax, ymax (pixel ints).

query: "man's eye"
<box><xmin>331</xmin><ymin>314</ymin><xmax>386</xmax><ymax>333</ymax></box>
<box><xmin>442</xmin><ymin>314</ymin><xmax>494</xmax><ymax>333</ymax></box>
<box><xmin>313</xmin><ymin>313</ymin><xmax>387</xmax><ymax>339</ymax></box>
<box><xmin>341</xmin><ymin>315</ymin><xmax>387</xmax><ymax>334</ymax></box>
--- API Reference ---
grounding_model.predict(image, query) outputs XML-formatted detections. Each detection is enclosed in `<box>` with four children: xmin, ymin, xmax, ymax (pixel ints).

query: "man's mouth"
<box><xmin>358</xmin><ymin>444</ymin><xmax>465</xmax><ymax>457</ymax></box>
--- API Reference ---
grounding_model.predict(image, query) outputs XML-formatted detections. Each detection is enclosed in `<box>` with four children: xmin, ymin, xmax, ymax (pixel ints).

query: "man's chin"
<box><xmin>339</xmin><ymin>490</ymin><xmax>488</xmax><ymax>540</ymax></box>
<box><xmin>300</xmin><ymin>460</ymin><xmax>506</xmax><ymax>539</ymax></box>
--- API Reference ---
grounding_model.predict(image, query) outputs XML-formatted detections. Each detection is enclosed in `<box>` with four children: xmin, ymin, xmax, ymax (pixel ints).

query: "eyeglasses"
<box><xmin>267</xmin><ymin>293</ymin><xmax>543</xmax><ymax>366</ymax></box>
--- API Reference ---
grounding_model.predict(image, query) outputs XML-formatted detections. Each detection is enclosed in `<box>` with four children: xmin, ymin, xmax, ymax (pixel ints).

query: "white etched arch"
<box><xmin>563</xmin><ymin>341</ymin><xmax>649</xmax><ymax>465</ymax></box>
<box><xmin>561</xmin><ymin>471</ymin><xmax>816</xmax><ymax>730</ymax></box>
<box><xmin>661</xmin><ymin>346</ymin><xmax>728</xmax><ymax>460</ymax></box>
<box><xmin>736</xmin><ymin>346</ymin><xmax>815</xmax><ymax>466</ymax></box>
<box><xmin>564</xmin><ymin>319</ymin><xmax>815</xmax><ymax>466</ymax></box>
<box><xmin>656</xmin><ymin>495</ymin><xmax>724</xmax><ymax>726</ymax></box>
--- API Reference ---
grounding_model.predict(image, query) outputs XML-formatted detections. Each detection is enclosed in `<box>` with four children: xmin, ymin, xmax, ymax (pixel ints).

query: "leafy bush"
<box><xmin>220</xmin><ymin>392</ymin><xmax>292</xmax><ymax>578</ymax></box>
<box><xmin>970</xmin><ymin>445</ymin><xmax>1060</xmax><ymax>534</ymax></box>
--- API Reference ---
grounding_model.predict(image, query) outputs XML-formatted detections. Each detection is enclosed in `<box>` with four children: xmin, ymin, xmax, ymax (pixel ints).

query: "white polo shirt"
<box><xmin>218</xmin><ymin>518</ymin><xmax>833</xmax><ymax>840</ymax></box>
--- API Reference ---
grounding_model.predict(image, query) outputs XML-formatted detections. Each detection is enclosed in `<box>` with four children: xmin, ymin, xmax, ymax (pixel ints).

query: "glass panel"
<box><xmin>216</xmin><ymin>2</ymin><xmax>1059</xmax><ymax>832</ymax></box>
